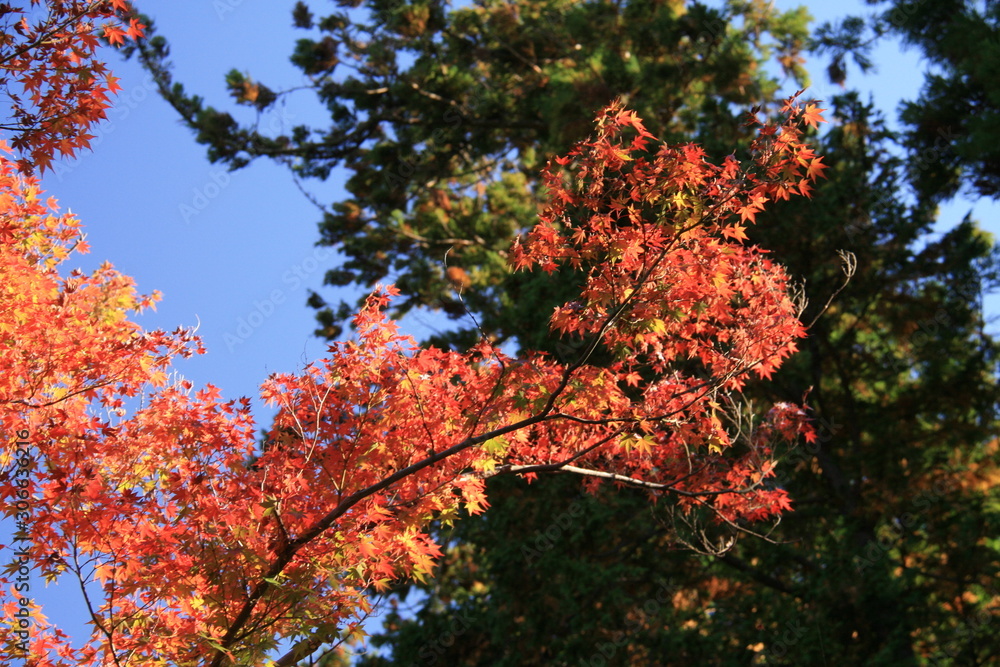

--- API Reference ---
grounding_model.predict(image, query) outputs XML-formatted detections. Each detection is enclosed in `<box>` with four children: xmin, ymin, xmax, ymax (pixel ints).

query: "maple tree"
<box><xmin>0</xmin><ymin>0</ymin><xmax>144</xmax><ymax>174</ymax></box>
<box><xmin>1</xmin><ymin>84</ymin><xmax>825</xmax><ymax>663</ymax></box>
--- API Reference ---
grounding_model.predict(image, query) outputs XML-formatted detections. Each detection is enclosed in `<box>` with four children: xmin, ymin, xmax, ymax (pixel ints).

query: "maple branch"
<box><xmin>490</xmin><ymin>428</ymin><xmax>625</xmax><ymax>477</ymax></box>
<box><xmin>8</xmin><ymin>377</ymin><xmax>118</xmax><ymax>409</ymax></box>
<box><xmin>273</xmin><ymin>631</ymin><xmax>343</xmax><ymax>667</ymax></box>
<box><xmin>714</xmin><ymin>551</ymin><xmax>800</xmax><ymax>597</ymax></box>
<box><xmin>6</xmin><ymin>332</ymin><xmax>188</xmax><ymax>410</ymax></box>
<box><xmin>401</xmin><ymin>369</ymin><xmax>440</xmax><ymax>455</ymax></box>
<box><xmin>552</xmin><ymin>167</ymin><xmax>750</xmax><ymax>373</ymax></box>
<box><xmin>660</xmin><ymin>502</ymin><xmax>741</xmax><ymax>557</ymax></box>
<box><xmin>803</xmin><ymin>249</ymin><xmax>857</xmax><ymax>329</ymax></box>
<box><xmin>496</xmin><ymin>462</ymin><xmax>763</xmax><ymax>499</ymax></box>
<box><xmin>209</xmin><ymin>407</ymin><xmax>567</xmax><ymax>665</ymax></box>
<box><xmin>68</xmin><ymin>548</ymin><xmax>124</xmax><ymax>667</ymax></box>
<box><xmin>436</xmin><ymin>253</ymin><xmax>515</xmax><ymax>443</ymax></box>
<box><xmin>0</xmin><ymin>1</ymin><xmax>107</xmax><ymax>69</ymax></box>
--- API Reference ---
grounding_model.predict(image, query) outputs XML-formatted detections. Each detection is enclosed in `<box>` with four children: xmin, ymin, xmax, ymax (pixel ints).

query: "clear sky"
<box><xmin>22</xmin><ymin>0</ymin><xmax>1000</xmax><ymax>658</ymax></box>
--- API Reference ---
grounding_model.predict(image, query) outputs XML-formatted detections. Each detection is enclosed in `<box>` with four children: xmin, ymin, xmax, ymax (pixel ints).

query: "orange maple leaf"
<box><xmin>801</xmin><ymin>103</ymin><xmax>827</xmax><ymax>129</ymax></box>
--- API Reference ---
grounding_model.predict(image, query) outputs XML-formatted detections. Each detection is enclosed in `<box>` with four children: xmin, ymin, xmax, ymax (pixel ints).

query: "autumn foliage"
<box><xmin>0</xmin><ymin>0</ymin><xmax>144</xmax><ymax>173</ymax></box>
<box><xmin>0</xmin><ymin>21</ymin><xmax>826</xmax><ymax>660</ymax></box>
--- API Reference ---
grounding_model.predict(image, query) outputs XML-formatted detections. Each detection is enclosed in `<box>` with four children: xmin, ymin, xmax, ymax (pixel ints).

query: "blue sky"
<box><xmin>22</xmin><ymin>0</ymin><xmax>1000</xmax><ymax>658</ymax></box>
